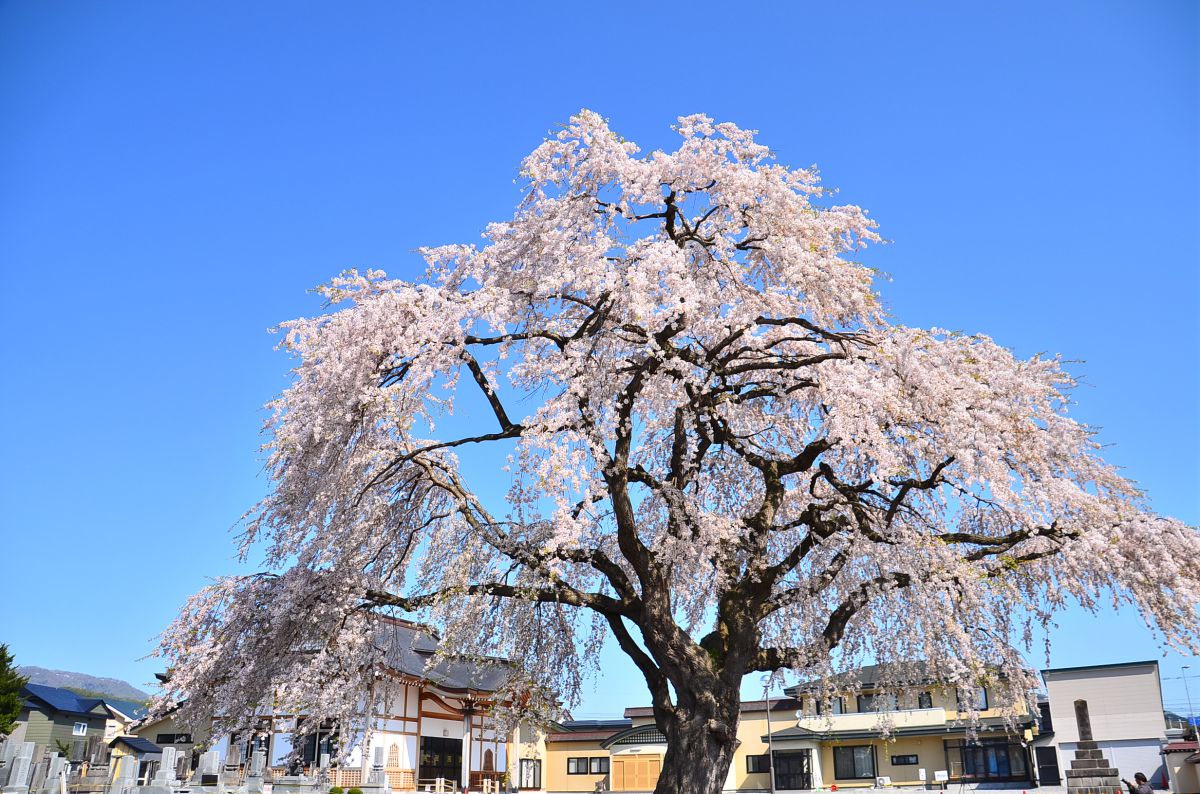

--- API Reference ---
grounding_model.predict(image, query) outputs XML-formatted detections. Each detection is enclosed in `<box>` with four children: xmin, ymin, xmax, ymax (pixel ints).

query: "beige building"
<box><xmin>772</xmin><ymin>665</ymin><xmax>1038</xmax><ymax>791</ymax></box>
<box><xmin>1040</xmin><ymin>661</ymin><xmax>1168</xmax><ymax>788</ymax></box>
<box><xmin>1163</xmin><ymin>741</ymin><xmax>1200</xmax><ymax>794</ymax></box>
<box><xmin>521</xmin><ymin>665</ymin><xmax>1038</xmax><ymax>793</ymax></box>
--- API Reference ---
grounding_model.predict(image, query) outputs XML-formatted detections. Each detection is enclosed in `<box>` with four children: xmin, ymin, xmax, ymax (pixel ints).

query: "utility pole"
<box><xmin>762</xmin><ymin>674</ymin><xmax>777</xmax><ymax>794</ymax></box>
<box><xmin>1183</xmin><ymin>665</ymin><xmax>1196</xmax><ymax>736</ymax></box>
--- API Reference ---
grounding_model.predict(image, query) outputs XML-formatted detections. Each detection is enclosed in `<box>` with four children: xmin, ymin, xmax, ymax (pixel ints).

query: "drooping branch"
<box><xmin>363</xmin><ymin>582</ymin><xmax>627</xmax><ymax>616</ymax></box>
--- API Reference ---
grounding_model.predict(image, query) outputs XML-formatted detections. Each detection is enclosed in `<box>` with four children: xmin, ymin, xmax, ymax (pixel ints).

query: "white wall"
<box><xmin>1060</xmin><ymin>739</ymin><xmax>1168</xmax><ymax>789</ymax></box>
<box><xmin>1045</xmin><ymin>663</ymin><xmax>1166</xmax><ymax>744</ymax></box>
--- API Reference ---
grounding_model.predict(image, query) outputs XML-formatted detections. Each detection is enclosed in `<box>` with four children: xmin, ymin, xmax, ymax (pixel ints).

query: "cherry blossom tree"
<box><xmin>156</xmin><ymin>111</ymin><xmax>1200</xmax><ymax>794</ymax></box>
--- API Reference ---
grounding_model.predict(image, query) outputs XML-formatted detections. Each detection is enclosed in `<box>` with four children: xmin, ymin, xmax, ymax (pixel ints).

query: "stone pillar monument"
<box><xmin>1065</xmin><ymin>699</ymin><xmax>1123</xmax><ymax>794</ymax></box>
<box><xmin>362</xmin><ymin>747</ymin><xmax>390</xmax><ymax>794</ymax></box>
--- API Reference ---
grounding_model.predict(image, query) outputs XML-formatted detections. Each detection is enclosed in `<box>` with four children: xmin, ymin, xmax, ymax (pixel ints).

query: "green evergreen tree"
<box><xmin>0</xmin><ymin>644</ymin><xmax>28</xmax><ymax>736</ymax></box>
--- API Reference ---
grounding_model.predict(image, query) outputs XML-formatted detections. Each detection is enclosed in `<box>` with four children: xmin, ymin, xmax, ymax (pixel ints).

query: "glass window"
<box><xmin>567</xmin><ymin>757</ymin><xmax>587</xmax><ymax>775</ymax></box>
<box><xmin>747</xmin><ymin>754</ymin><xmax>771</xmax><ymax>773</ymax></box>
<box><xmin>518</xmin><ymin>759</ymin><xmax>541</xmax><ymax>789</ymax></box>
<box><xmin>956</xmin><ymin>687</ymin><xmax>989</xmax><ymax>711</ymax></box>
<box><xmin>833</xmin><ymin>746</ymin><xmax>876</xmax><ymax>779</ymax></box>
<box><xmin>918</xmin><ymin>692</ymin><xmax>933</xmax><ymax>709</ymax></box>
<box><xmin>589</xmin><ymin>757</ymin><xmax>609</xmax><ymax>774</ymax></box>
<box><xmin>944</xmin><ymin>739</ymin><xmax>1028</xmax><ymax>781</ymax></box>
<box><xmin>73</xmin><ymin>722</ymin><xmax>88</xmax><ymax>736</ymax></box>
<box><xmin>892</xmin><ymin>755</ymin><xmax>919</xmax><ymax>766</ymax></box>
<box><xmin>858</xmin><ymin>693</ymin><xmax>898</xmax><ymax>712</ymax></box>
<box><xmin>816</xmin><ymin>697</ymin><xmax>846</xmax><ymax>715</ymax></box>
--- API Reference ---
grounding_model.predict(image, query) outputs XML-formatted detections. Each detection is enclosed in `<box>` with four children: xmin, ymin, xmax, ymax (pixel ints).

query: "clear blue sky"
<box><xmin>1</xmin><ymin>1</ymin><xmax>1196</xmax><ymax>718</ymax></box>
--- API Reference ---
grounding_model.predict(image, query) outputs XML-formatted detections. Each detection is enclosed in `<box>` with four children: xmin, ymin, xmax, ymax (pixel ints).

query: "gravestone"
<box><xmin>143</xmin><ymin>746</ymin><xmax>179</xmax><ymax>794</ymax></box>
<box><xmin>0</xmin><ymin>741</ymin><xmax>15</xmax><ymax>786</ymax></box>
<box><xmin>367</xmin><ymin>747</ymin><xmax>386</xmax><ymax>784</ymax></box>
<box><xmin>2</xmin><ymin>742</ymin><xmax>36</xmax><ymax>794</ymax></box>
<box><xmin>111</xmin><ymin>757</ymin><xmax>138</xmax><ymax>794</ymax></box>
<box><xmin>1065</xmin><ymin>699</ymin><xmax>1123</xmax><ymax>794</ymax></box>
<box><xmin>245</xmin><ymin>749</ymin><xmax>267</xmax><ymax>794</ymax></box>
<box><xmin>195</xmin><ymin>750</ymin><xmax>221</xmax><ymax>787</ymax></box>
<box><xmin>39</xmin><ymin>753</ymin><xmax>65</xmax><ymax>794</ymax></box>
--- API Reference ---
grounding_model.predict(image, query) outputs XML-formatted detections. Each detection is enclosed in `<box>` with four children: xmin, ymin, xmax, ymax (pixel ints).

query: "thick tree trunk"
<box><xmin>651</xmin><ymin>678</ymin><xmax>742</xmax><ymax>794</ymax></box>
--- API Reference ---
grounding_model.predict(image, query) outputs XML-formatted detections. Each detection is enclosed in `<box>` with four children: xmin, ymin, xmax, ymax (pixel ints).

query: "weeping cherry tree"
<box><xmin>155</xmin><ymin>111</ymin><xmax>1200</xmax><ymax>794</ymax></box>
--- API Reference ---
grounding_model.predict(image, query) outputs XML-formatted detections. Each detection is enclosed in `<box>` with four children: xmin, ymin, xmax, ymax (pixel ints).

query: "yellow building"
<box><xmin>603</xmin><ymin>665</ymin><xmax>1038</xmax><ymax>793</ymax></box>
<box><xmin>768</xmin><ymin>664</ymin><xmax>1038</xmax><ymax>790</ymax></box>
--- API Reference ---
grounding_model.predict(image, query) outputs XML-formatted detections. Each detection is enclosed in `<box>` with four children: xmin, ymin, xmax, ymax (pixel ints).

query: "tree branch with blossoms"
<box><xmin>154</xmin><ymin>111</ymin><xmax>1200</xmax><ymax>794</ymax></box>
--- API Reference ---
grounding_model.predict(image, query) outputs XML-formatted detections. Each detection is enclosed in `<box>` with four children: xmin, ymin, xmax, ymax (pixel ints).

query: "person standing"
<box><xmin>1122</xmin><ymin>772</ymin><xmax>1153</xmax><ymax>794</ymax></box>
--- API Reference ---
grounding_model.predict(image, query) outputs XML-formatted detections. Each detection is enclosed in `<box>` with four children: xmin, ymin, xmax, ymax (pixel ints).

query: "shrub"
<box><xmin>347</xmin><ymin>787</ymin><xmax>363</xmax><ymax>794</ymax></box>
<box><xmin>329</xmin><ymin>788</ymin><xmax>344</xmax><ymax>794</ymax></box>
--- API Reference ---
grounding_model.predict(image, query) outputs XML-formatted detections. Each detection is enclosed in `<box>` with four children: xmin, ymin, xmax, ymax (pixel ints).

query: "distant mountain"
<box><xmin>19</xmin><ymin>666</ymin><xmax>151</xmax><ymax>703</ymax></box>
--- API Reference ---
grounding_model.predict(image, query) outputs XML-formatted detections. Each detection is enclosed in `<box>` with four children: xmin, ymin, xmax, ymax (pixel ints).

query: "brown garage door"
<box><xmin>611</xmin><ymin>756</ymin><xmax>662</xmax><ymax>791</ymax></box>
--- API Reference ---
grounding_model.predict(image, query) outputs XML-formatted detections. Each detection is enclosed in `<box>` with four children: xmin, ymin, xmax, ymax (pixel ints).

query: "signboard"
<box><xmin>1189</xmin><ymin>716</ymin><xmax>1200</xmax><ymax>727</ymax></box>
<box><xmin>918</xmin><ymin>769</ymin><xmax>927</xmax><ymax>782</ymax></box>
<box><xmin>934</xmin><ymin>771</ymin><xmax>949</xmax><ymax>782</ymax></box>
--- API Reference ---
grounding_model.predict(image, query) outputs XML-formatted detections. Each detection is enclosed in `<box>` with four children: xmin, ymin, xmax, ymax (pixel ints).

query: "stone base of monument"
<box><xmin>1065</xmin><ymin>741</ymin><xmax>1124</xmax><ymax>794</ymax></box>
<box><xmin>269</xmin><ymin>776</ymin><xmax>323</xmax><ymax>794</ymax></box>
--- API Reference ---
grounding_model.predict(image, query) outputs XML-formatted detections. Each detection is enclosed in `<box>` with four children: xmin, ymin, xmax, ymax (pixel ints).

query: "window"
<box><xmin>917</xmin><ymin>692</ymin><xmax>933</xmax><ymax>709</ymax></box>
<box><xmin>567</xmin><ymin>757</ymin><xmax>587</xmax><ymax>775</ymax></box>
<box><xmin>589</xmin><ymin>757</ymin><xmax>609</xmax><ymax>774</ymax></box>
<box><xmin>816</xmin><ymin>696</ymin><xmax>846</xmax><ymax>715</ymax></box>
<box><xmin>156</xmin><ymin>734</ymin><xmax>193</xmax><ymax>745</ymax></box>
<box><xmin>857</xmin><ymin>693</ymin><xmax>898</xmax><ymax>713</ymax></box>
<box><xmin>747</xmin><ymin>754</ymin><xmax>771</xmax><ymax>773</ymax></box>
<box><xmin>72</xmin><ymin>722</ymin><xmax>88</xmax><ymax>736</ymax></box>
<box><xmin>944</xmin><ymin>739</ymin><xmax>1028</xmax><ymax>781</ymax></box>
<box><xmin>956</xmin><ymin>686</ymin><xmax>989</xmax><ymax>712</ymax></box>
<box><xmin>833</xmin><ymin>746</ymin><xmax>876</xmax><ymax>780</ymax></box>
<box><xmin>892</xmin><ymin>755</ymin><xmax>919</xmax><ymax>766</ymax></box>
<box><xmin>518</xmin><ymin>759</ymin><xmax>542</xmax><ymax>790</ymax></box>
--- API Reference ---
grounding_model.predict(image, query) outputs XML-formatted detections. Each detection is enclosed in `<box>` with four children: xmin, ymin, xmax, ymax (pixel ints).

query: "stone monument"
<box><xmin>1</xmin><ymin>742</ymin><xmax>36</xmax><ymax>794</ymax></box>
<box><xmin>144</xmin><ymin>747</ymin><xmax>180</xmax><ymax>794</ymax></box>
<box><xmin>111</xmin><ymin>757</ymin><xmax>138</xmax><ymax>794</ymax></box>
<box><xmin>195</xmin><ymin>750</ymin><xmax>221</xmax><ymax>788</ymax></box>
<box><xmin>245</xmin><ymin>749</ymin><xmax>267</xmax><ymax>794</ymax></box>
<box><xmin>0</xmin><ymin>741</ymin><xmax>17</xmax><ymax>786</ymax></box>
<box><xmin>1065</xmin><ymin>699</ymin><xmax>1124</xmax><ymax>794</ymax></box>
<box><xmin>38</xmin><ymin>754</ymin><xmax>65</xmax><ymax>794</ymax></box>
<box><xmin>361</xmin><ymin>747</ymin><xmax>390</xmax><ymax>794</ymax></box>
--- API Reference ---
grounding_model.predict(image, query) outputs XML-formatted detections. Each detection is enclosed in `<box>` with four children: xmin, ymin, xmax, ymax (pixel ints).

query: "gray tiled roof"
<box><xmin>373</xmin><ymin>620</ymin><xmax>511</xmax><ymax>693</ymax></box>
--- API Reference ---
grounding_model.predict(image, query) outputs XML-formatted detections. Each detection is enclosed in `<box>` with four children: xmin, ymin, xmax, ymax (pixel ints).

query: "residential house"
<box><xmin>11</xmin><ymin>684</ymin><xmax>113</xmax><ymax>765</ymax></box>
<box><xmin>102</xmin><ymin>700</ymin><xmax>148</xmax><ymax>743</ymax></box>
<box><xmin>519</xmin><ymin>719</ymin><xmax>630</xmax><ymax>793</ymax></box>
<box><xmin>522</xmin><ymin>664</ymin><xmax>1037</xmax><ymax>794</ymax></box>
<box><xmin>616</xmin><ymin>698</ymin><xmax>803</xmax><ymax>793</ymax></box>
<box><xmin>1040</xmin><ymin>661</ymin><xmax>1168</xmax><ymax>789</ymax></box>
<box><xmin>762</xmin><ymin>665</ymin><xmax>1039</xmax><ymax>791</ymax></box>
<box><xmin>1163</xmin><ymin>741</ymin><xmax>1200</xmax><ymax>794</ymax></box>
<box><xmin>129</xmin><ymin>709</ymin><xmax>205</xmax><ymax>776</ymax></box>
